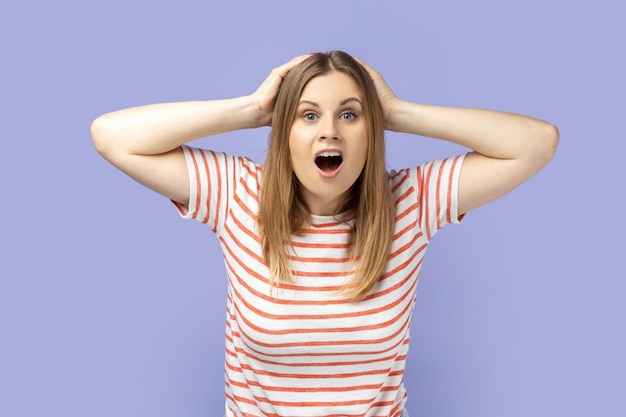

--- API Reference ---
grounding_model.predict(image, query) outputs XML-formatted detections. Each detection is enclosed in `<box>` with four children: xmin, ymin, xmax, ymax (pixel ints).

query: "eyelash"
<box><xmin>302</xmin><ymin>111</ymin><xmax>358</xmax><ymax>121</ymax></box>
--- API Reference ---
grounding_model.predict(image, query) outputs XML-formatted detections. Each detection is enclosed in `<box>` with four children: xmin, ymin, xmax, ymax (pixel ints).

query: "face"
<box><xmin>289</xmin><ymin>71</ymin><xmax>368</xmax><ymax>216</ymax></box>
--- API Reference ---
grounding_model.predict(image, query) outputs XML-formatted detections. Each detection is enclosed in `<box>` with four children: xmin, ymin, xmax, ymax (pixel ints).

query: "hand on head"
<box><xmin>253</xmin><ymin>52</ymin><xmax>399</xmax><ymax>131</ymax></box>
<box><xmin>353</xmin><ymin>57</ymin><xmax>398</xmax><ymax>130</ymax></box>
<box><xmin>252</xmin><ymin>54</ymin><xmax>313</xmax><ymax>127</ymax></box>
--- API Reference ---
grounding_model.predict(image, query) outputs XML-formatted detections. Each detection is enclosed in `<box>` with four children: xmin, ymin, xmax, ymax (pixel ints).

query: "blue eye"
<box><xmin>340</xmin><ymin>112</ymin><xmax>357</xmax><ymax>120</ymax></box>
<box><xmin>304</xmin><ymin>112</ymin><xmax>317</xmax><ymax>121</ymax></box>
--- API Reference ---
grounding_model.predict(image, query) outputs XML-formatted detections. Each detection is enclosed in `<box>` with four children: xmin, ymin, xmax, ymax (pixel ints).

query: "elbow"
<box><xmin>532</xmin><ymin>121</ymin><xmax>559</xmax><ymax>167</ymax></box>
<box><xmin>91</xmin><ymin>114</ymin><xmax>107</xmax><ymax>156</ymax></box>
<box><xmin>543</xmin><ymin>122</ymin><xmax>560</xmax><ymax>162</ymax></box>
<box><xmin>90</xmin><ymin>113</ymin><xmax>117</xmax><ymax>158</ymax></box>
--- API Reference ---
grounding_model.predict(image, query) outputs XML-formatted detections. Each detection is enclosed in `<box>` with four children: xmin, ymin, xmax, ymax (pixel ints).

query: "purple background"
<box><xmin>1</xmin><ymin>1</ymin><xmax>624</xmax><ymax>416</ymax></box>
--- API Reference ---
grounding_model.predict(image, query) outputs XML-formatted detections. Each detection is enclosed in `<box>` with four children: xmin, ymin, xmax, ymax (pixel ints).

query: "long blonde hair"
<box><xmin>258</xmin><ymin>51</ymin><xmax>395</xmax><ymax>301</ymax></box>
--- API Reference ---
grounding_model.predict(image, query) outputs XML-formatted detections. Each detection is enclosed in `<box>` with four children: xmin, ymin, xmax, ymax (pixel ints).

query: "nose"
<box><xmin>319</xmin><ymin>117</ymin><xmax>340</xmax><ymax>140</ymax></box>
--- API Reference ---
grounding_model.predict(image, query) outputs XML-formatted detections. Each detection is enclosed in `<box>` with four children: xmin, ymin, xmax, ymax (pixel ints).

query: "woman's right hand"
<box><xmin>91</xmin><ymin>54</ymin><xmax>312</xmax><ymax>207</ymax></box>
<box><xmin>251</xmin><ymin>54</ymin><xmax>312</xmax><ymax>126</ymax></box>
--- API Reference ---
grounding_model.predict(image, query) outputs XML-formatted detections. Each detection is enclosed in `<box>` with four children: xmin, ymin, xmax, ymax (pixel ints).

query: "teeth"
<box><xmin>318</xmin><ymin>151</ymin><xmax>341</xmax><ymax>158</ymax></box>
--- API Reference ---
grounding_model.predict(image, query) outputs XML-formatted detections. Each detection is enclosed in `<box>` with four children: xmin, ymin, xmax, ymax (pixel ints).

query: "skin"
<box><xmin>289</xmin><ymin>72</ymin><xmax>368</xmax><ymax>215</ymax></box>
<box><xmin>356</xmin><ymin>57</ymin><xmax>560</xmax><ymax>215</ymax></box>
<box><xmin>91</xmin><ymin>54</ymin><xmax>559</xmax><ymax>217</ymax></box>
<box><xmin>91</xmin><ymin>55</ymin><xmax>310</xmax><ymax>207</ymax></box>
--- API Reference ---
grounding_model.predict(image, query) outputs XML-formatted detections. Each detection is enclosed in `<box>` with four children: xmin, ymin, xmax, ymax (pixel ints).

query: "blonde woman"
<box><xmin>91</xmin><ymin>51</ymin><xmax>558</xmax><ymax>417</ymax></box>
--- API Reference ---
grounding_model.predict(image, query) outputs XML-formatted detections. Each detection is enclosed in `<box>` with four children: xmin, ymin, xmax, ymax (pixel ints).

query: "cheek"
<box><xmin>358</xmin><ymin>137</ymin><xmax>369</xmax><ymax>165</ymax></box>
<box><xmin>287</xmin><ymin>133</ymin><xmax>298</xmax><ymax>160</ymax></box>
<box><xmin>288</xmin><ymin>131</ymin><xmax>310</xmax><ymax>160</ymax></box>
<box><xmin>288</xmin><ymin>140</ymin><xmax>301</xmax><ymax>163</ymax></box>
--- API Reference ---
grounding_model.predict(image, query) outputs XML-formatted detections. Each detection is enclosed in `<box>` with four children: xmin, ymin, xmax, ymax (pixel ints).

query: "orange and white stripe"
<box><xmin>175</xmin><ymin>146</ymin><xmax>466</xmax><ymax>417</ymax></box>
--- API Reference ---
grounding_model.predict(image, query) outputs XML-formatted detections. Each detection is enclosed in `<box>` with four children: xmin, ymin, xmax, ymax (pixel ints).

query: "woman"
<box><xmin>91</xmin><ymin>51</ymin><xmax>558</xmax><ymax>416</ymax></box>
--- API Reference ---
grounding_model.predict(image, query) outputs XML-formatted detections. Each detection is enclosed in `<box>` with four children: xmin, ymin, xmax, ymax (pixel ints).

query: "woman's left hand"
<box><xmin>355</xmin><ymin>57</ymin><xmax>400</xmax><ymax>130</ymax></box>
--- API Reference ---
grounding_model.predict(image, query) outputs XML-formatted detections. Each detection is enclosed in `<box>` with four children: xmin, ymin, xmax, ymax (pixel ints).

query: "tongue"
<box><xmin>316</xmin><ymin>156</ymin><xmax>342</xmax><ymax>172</ymax></box>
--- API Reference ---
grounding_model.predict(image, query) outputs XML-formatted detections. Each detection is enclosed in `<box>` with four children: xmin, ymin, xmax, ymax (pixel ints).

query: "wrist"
<box><xmin>383</xmin><ymin>98</ymin><xmax>407</xmax><ymax>132</ymax></box>
<box><xmin>227</xmin><ymin>95</ymin><xmax>267</xmax><ymax>130</ymax></box>
<box><xmin>243</xmin><ymin>93</ymin><xmax>272</xmax><ymax>128</ymax></box>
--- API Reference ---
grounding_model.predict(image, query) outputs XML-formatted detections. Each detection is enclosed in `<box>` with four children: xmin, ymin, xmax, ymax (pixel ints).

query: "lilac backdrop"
<box><xmin>1</xmin><ymin>1</ymin><xmax>624</xmax><ymax>416</ymax></box>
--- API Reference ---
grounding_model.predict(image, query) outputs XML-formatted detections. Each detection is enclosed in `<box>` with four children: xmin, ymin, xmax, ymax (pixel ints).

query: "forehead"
<box><xmin>298</xmin><ymin>71</ymin><xmax>363</xmax><ymax>104</ymax></box>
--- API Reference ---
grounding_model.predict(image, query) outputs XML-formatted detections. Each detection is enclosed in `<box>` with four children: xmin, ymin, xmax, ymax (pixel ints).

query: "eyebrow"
<box><xmin>297</xmin><ymin>97</ymin><xmax>363</xmax><ymax>107</ymax></box>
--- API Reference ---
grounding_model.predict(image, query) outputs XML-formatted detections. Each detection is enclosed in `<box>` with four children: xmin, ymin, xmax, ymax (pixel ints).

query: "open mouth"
<box><xmin>315</xmin><ymin>151</ymin><xmax>343</xmax><ymax>172</ymax></box>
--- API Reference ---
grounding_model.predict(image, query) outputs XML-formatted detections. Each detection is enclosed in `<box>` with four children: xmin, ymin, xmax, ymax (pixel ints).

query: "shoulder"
<box><xmin>182</xmin><ymin>146</ymin><xmax>261</xmax><ymax>177</ymax></box>
<box><xmin>388</xmin><ymin>155</ymin><xmax>466</xmax><ymax>189</ymax></box>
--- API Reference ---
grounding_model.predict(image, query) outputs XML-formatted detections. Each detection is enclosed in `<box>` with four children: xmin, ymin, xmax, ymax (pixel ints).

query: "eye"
<box><xmin>303</xmin><ymin>112</ymin><xmax>318</xmax><ymax>121</ymax></box>
<box><xmin>340</xmin><ymin>112</ymin><xmax>357</xmax><ymax>121</ymax></box>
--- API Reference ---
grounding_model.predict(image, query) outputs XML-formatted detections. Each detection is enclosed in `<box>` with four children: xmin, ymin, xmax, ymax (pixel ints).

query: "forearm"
<box><xmin>388</xmin><ymin>100</ymin><xmax>558</xmax><ymax>160</ymax></box>
<box><xmin>91</xmin><ymin>96</ymin><xmax>262</xmax><ymax>156</ymax></box>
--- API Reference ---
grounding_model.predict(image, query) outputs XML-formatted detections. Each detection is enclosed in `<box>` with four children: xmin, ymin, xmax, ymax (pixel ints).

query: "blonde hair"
<box><xmin>258</xmin><ymin>51</ymin><xmax>395</xmax><ymax>301</ymax></box>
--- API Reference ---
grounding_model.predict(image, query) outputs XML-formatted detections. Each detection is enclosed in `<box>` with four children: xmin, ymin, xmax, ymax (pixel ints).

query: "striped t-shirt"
<box><xmin>175</xmin><ymin>145</ymin><xmax>466</xmax><ymax>417</ymax></box>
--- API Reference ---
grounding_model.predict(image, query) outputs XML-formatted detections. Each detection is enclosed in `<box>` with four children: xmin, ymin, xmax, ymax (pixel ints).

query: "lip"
<box><xmin>314</xmin><ymin>148</ymin><xmax>344</xmax><ymax>179</ymax></box>
<box><xmin>314</xmin><ymin>148</ymin><xmax>344</xmax><ymax>159</ymax></box>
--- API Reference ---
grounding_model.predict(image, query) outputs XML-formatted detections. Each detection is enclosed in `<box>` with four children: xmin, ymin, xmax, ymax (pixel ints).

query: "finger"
<box><xmin>274</xmin><ymin>54</ymin><xmax>313</xmax><ymax>78</ymax></box>
<box><xmin>353</xmin><ymin>56</ymin><xmax>380</xmax><ymax>78</ymax></box>
<box><xmin>255</xmin><ymin>54</ymin><xmax>313</xmax><ymax>96</ymax></box>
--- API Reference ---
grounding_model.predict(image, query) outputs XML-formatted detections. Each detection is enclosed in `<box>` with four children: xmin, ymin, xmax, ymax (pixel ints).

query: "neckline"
<box><xmin>309</xmin><ymin>211</ymin><xmax>354</xmax><ymax>227</ymax></box>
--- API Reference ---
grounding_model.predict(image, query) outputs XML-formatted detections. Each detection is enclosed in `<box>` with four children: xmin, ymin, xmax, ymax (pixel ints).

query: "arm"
<box><xmin>91</xmin><ymin>55</ymin><xmax>311</xmax><ymax>206</ymax></box>
<box><xmin>358</xmin><ymin>59</ymin><xmax>559</xmax><ymax>215</ymax></box>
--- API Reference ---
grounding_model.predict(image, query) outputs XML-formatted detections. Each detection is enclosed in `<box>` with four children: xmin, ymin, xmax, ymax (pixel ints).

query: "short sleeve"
<box><xmin>391</xmin><ymin>153</ymin><xmax>467</xmax><ymax>242</ymax></box>
<box><xmin>419</xmin><ymin>153</ymin><xmax>467</xmax><ymax>239</ymax></box>
<box><xmin>172</xmin><ymin>145</ymin><xmax>239</xmax><ymax>234</ymax></box>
